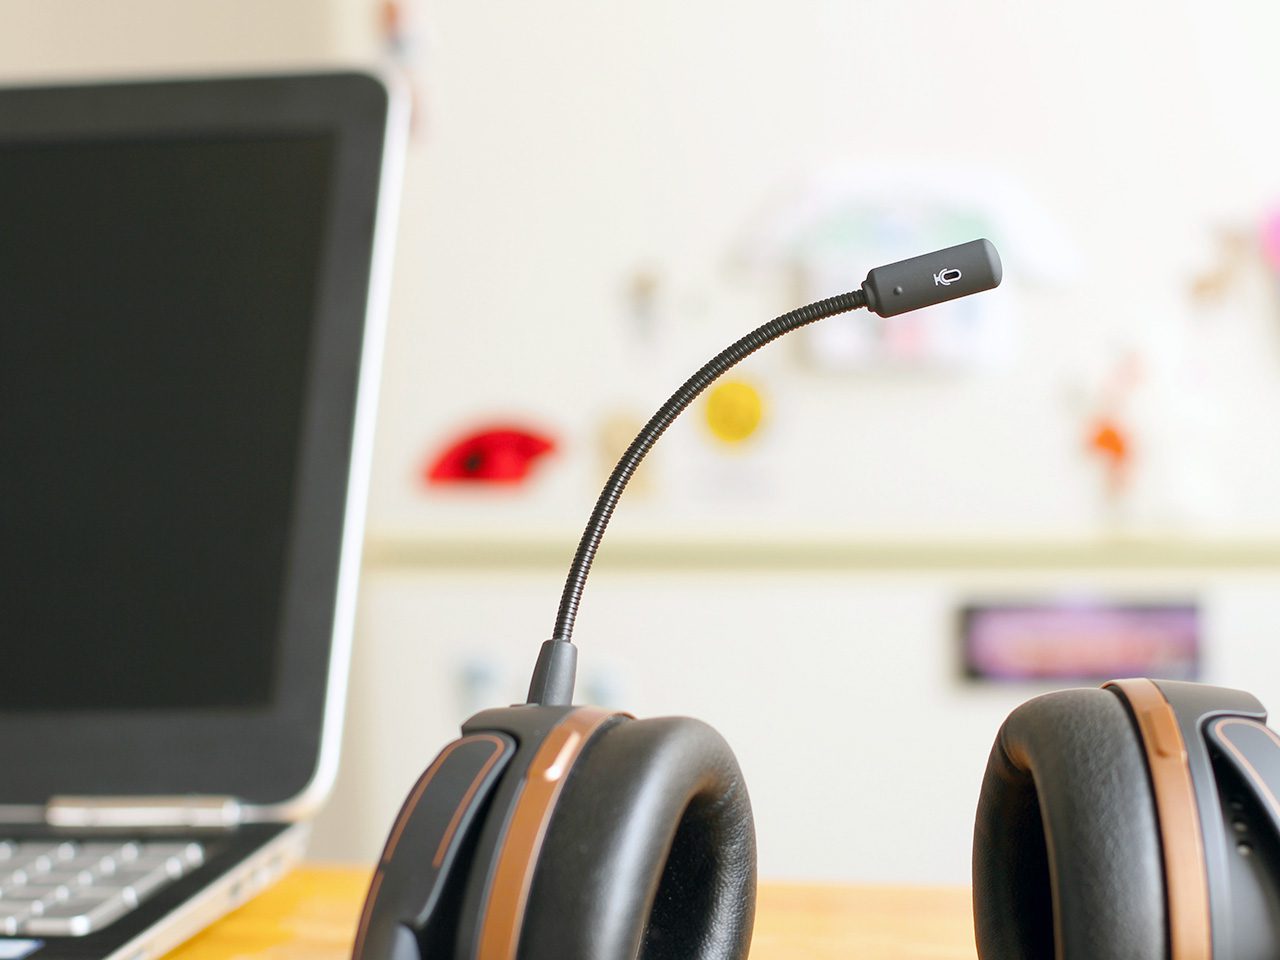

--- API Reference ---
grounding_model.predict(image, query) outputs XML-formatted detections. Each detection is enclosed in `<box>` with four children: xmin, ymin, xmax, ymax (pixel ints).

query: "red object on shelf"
<box><xmin>1089</xmin><ymin>420</ymin><xmax>1127</xmax><ymax>461</ymax></box>
<box><xmin>1086</xmin><ymin>416</ymin><xmax>1131</xmax><ymax>496</ymax></box>
<box><xmin>424</xmin><ymin>427</ymin><xmax>557</xmax><ymax>485</ymax></box>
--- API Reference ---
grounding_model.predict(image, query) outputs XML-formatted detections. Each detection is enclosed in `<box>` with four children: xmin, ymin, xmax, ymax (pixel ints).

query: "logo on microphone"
<box><xmin>934</xmin><ymin>268</ymin><xmax>962</xmax><ymax>287</ymax></box>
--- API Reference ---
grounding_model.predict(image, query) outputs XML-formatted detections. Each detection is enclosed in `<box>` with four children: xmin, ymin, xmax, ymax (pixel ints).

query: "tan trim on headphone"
<box><xmin>476</xmin><ymin>707</ymin><xmax>618</xmax><ymax>960</ymax></box>
<box><xmin>434</xmin><ymin>737</ymin><xmax>510</xmax><ymax>868</ymax></box>
<box><xmin>351</xmin><ymin>869</ymin><xmax>384</xmax><ymax>960</ymax></box>
<box><xmin>352</xmin><ymin>733</ymin><xmax>508</xmax><ymax>958</ymax></box>
<box><xmin>1105</xmin><ymin>679</ymin><xmax>1211</xmax><ymax>960</ymax></box>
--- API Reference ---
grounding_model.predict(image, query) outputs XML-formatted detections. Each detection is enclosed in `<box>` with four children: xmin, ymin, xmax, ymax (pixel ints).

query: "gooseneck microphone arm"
<box><xmin>527</xmin><ymin>238</ymin><xmax>1003</xmax><ymax>706</ymax></box>
<box><xmin>554</xmin><ymin>287</ymin><xmax>869</xmax><ymax>641</ymax></box>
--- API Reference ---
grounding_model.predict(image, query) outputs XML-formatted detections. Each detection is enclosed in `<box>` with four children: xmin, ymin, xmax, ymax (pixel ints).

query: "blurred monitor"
<box><xmin>960</xmin><ymin>599</ymin><xmax>1200</xmax><ymax>683</ymax></box>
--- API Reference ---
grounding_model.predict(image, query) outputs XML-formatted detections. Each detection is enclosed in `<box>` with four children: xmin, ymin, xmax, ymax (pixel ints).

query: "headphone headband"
<box><xmin>1105</xmin><ymin>679</ymin><xmax>1212</xmax><ymax>960</ymax></box>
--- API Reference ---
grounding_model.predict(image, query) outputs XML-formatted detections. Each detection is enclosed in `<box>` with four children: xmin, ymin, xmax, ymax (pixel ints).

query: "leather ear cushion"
<box><xmin>973</xmin><ymin>687</ymin><xmax>1166</xmax><ymax>960</ymax></box>
<box><xmin>518</xmin><ymin>716</ymin><xmax>756</xmax><ymax>960</ymax></box>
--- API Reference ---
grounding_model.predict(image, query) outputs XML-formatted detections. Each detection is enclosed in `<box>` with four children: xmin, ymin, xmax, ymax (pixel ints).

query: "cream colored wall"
<box><xmin>366</xmin><ymin>0</ymin><xmax>1280</xmax><ymax>545</ymax></box>
<box><xmin>313</xmin><ymin>0</ymin><xmax>1280</xmax><ymax>882</ymax></box>
<box><xmin>8</xmin><ymin>0</ymin><xmax>1280</xmax><ymax>884</ymax></box>
<box><xmin>0</xmin><ymin>0</ymin><xmax>366</xmax><ymax>80</ymax></box>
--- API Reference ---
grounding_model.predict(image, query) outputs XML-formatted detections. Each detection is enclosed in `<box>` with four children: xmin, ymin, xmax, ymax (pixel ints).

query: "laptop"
<box><xmin>0</xmin><ymin>71</ymin><xmax>405</xmax><ymax>959</ymax></box>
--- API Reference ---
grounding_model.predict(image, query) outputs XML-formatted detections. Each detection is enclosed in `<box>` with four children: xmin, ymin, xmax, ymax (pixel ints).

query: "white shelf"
<box><xmin>362</xmin><ymin>533</ymin><xmax>1280</xmax><ymax>571</ymax></box>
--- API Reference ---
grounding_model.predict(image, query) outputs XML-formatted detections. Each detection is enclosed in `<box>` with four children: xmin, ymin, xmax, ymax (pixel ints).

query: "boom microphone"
<box><xmin>526</xmin><ymin>238</ymin><xmax>1004</xmax><ymax>706</ymax></box>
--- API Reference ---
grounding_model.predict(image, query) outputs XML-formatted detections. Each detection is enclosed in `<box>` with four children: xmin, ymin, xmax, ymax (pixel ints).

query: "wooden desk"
<box><xmin>165</xmin><ymin>866</ymin><xmax>977</xmax><ymax>959</ymax></box>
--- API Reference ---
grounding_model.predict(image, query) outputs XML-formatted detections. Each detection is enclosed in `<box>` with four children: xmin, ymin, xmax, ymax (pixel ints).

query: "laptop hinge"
<box><xmin>45</xmin><ymin>796</ymin><xmax>243</xmax><ymax>831</ymax></box>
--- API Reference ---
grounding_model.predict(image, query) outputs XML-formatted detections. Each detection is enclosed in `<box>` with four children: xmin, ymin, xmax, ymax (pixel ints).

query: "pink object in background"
<box><xmin>961</xmin><ymin>601</ymin><xmax>1200</xmax><ymax>682</ymax></box>
<box><xmin>1261</xmin><ymin>209</ymin><xmax>1280</xmax><ymax>272</ymax></box>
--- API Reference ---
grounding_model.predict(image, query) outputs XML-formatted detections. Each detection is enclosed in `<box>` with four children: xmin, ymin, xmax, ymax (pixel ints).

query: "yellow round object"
<box><xmin>704</xmin><ymin>380</ymin><xmax>765</xmax><ymax>444</ymax></box>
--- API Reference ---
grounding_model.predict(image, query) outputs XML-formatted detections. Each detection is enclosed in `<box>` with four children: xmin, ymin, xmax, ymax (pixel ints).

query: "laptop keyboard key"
<box><xmin>9</xmin><ymin>845</ymin><xmax>64</xmax><ymax>871</ymax></box>
<box><xmin>115</xmin><ymin>842</ymin><xmax>142</xmax><ymax>863</ymax></box>
<box><xmin>61</xmin><ymin>861</ymin><xmax>113</xmax><ymax>880</ymax></box>
<box><xmin>59</xmin><ymin>851</ymin><xmax>118</xmax><ymax>876</ymax></box>
<box><xmin>39</xmin><ymin>868</ymin><xmax>95</xmax><ymax>889</ymax></box>
<box><xmin>1</xmin><ymin>843</ymin><xmax>76</xmax><ymax>887</ymax></box>
<box><xmin>108</xmin><ymin>865</ymin><xmax>171</xmax><ymax>900</ymax></box>
<box><xmin>16</xmin><ymin>884</ymin><xmax>71</xmax><ymax>903</ymax></box>
<box><xmin>23</xmin><ymin>891</ymin><xmax>130</xmax><ymax>937</ymax></box>
<box><xmin>0</xmin><ymin>868</ymin><xmax>29</xmax><ymax>888</ymax></box>
<box><xmin>0</xmin><ymin>899</ymin><xmax>43</xmax><ymax>935</ymax></box>
<box><xmin>0</xmin><ymin>838</ymin><xmax>205</xmax><ymax>936</ymax></box>
<box><xmin>137</xmin><ymin>843</ymin><xmax>203</xmax><ymax>869</ymax></box>
<box><xmin>75</xmin><ymin>843</ymin><xmax>127</xmax><ymax>858</ymax></box>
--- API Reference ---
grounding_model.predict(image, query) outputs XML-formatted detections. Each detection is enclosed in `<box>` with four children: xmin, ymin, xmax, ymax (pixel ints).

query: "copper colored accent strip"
<box><xmin>1106</xmin><ymin>679</ymin><xmax>1211</xmax><ymax>960</ymax></box>
<box><xmin>351</xmin><ymin>863</ymin><xmax>385</xmax><ymax>958</ymax></box>
<box><xmin>1213</xmin><ymin>718</ymin><xmax>1280</xmax><ymax>821</ymax></box>
<box><xmin>385</xmin><ymin>734</ymin><xmax>508</xmax><ymax>862</ymax></box>
<box><xmin>353</xmin><ymin>733</ymin><xmax>507</xmax><ymax>957</ymax></box>
<box><xmin>434</xmin><ymin>737</ymin><xmax>510</xmax><ymax>868</ymax></box>
<box><xmin>476</xmin><ymin>707</ymin><xmax>618</xmax><ymax>960</ymax></box>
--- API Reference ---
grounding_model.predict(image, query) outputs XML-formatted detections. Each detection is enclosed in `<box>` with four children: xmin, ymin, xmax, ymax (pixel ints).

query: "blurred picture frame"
<box><xmin>959</xmin><ymin>598</ymin><xmax>1200</xmax><ymax>683</ymax></box>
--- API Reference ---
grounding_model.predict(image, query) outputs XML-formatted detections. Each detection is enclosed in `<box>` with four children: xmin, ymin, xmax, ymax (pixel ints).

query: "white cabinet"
<box><xmin>311</xmin><ymin>559</ymin><xmax>1280</xmax><ymax>883</ymax></box>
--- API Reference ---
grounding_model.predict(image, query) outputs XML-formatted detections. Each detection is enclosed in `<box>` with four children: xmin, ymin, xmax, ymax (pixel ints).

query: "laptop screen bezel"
<box><xmin>0</xmin><ymin>71</ymin><xmax>393</xmax><ymax>809</ymax></box>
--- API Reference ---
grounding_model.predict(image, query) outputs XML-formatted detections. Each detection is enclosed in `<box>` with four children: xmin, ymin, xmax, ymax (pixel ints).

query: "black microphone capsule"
<box><xmin>860</xmin><ymin>238</ymin><xmax>1002</xmax><ymax>318</ymax></box>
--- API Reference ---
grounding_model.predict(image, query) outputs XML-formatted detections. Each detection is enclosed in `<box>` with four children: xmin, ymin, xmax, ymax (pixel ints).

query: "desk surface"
<box><xmin>165</xmin><ymin>866</ymin><xmax>977</xmax><ymax>959</ymax></box>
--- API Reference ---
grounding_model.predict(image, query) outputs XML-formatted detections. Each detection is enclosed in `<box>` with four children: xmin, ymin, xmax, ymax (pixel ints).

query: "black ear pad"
<box><xmin>973</xmin><ymin>688</ymin><xmax>1167</xmax><ymax>960</ymax></box>
<box><xmin>518</xmin><ymin>716</ymin><xmax>756</xmax><ymax>960</ymax></box>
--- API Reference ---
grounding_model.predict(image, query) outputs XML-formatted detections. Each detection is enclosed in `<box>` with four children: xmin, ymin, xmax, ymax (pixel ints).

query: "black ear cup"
<box><xmin>973</xmin><ymin>688</ymin><xmax>1166</xmax><ymax>960</ymax></box>
<box><xmin>518</xmin><ymin>716</ymin><xmax>757</xmax><ymax>960</ymax></box>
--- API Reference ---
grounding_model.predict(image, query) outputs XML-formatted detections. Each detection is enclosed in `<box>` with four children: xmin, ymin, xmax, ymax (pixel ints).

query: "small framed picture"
<box><xmin>960</xmin><ymin>599</ymin><xmax>1200</xmax><ymax>683</ymax></box>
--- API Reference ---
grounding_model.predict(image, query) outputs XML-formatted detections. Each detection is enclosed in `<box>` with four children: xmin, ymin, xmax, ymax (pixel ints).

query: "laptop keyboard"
<box><xmin>0</xmin><ymin>839</ymin><xmax>204</xmax><ymax>937</ymax></box>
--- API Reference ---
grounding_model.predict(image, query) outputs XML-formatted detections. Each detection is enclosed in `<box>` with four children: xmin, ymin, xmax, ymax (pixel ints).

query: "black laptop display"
<box><xmin>0</xmin><ymin>71</ymin><xmax>404</xmax><ymax>959</ymax></box>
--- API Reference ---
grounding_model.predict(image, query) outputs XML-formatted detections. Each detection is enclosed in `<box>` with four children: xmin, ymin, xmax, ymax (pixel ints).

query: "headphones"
<box><xmin>351</xmin><ymin>241</ymin><xmax>1280</xmax><ymax>959</ymax></box>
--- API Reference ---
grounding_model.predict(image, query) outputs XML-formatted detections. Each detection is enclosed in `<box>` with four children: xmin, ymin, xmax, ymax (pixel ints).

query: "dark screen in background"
<box><xmin>0</xmin><ymin>134</ymin><xmax>334</xmax><ymax>710</ymax></box>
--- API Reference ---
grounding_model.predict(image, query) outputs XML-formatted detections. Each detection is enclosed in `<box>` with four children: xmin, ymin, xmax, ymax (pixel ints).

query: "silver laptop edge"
<box><xmin>102</xmin><ymin>824</ymin><xmax>311</xmax><ymax>960</ymax></box>
<box><xmin>111</xmin><ymin>67</ymin><xmax>402</xmax><ymax>960</ymax></box>
<box><xmin>0</xmin><ymin>67</ymin><xmax>408</xmax><ymax>833</ymax></box>
<box><xmin>0</xmin><ymin>67</ymin><xmax>408</xmax><ymax>960</ymax></box>
<box><xmin>245</xmin><ymin>64</ymin><xmax>409</xmax><ymax>825</ymax></box>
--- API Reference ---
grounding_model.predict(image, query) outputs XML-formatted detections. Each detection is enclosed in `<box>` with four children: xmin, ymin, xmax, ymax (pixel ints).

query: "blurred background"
<box><xmin>6</xmin><ymin>0</ymin><xmax>1280</xmax><ymax>885</ymax></box>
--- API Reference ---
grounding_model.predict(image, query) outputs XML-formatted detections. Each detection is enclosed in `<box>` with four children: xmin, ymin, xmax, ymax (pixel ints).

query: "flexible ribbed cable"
<box><xmin>551</xmin><ymin>287</ymin><xmax>868</xmax><ymax>643</ymax></box>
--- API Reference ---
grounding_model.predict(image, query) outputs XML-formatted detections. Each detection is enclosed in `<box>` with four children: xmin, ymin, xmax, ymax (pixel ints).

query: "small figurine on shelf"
<box><xmin>1079</xmin><ymin>348</ymin><xmax>1141</xmax><ymax>528</ymax></box>
<box><xmin>1086</xmin><ymin>415</ymin><xmax>1132</xmax><ymax>503</ymax></box>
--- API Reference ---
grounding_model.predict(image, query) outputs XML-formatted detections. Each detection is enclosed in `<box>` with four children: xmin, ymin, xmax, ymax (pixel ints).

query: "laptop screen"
<box><xmin>0</xmin><ymin>132</ymin><xmax>335</xmax><ymax>711</ymax></box>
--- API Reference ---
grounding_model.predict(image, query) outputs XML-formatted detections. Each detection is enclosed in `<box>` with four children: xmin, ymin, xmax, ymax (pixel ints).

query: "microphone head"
<box><xmin>860</xmin><ymin>238</ymin><xmax>1002</xmax><ymax>318</ymax></box>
